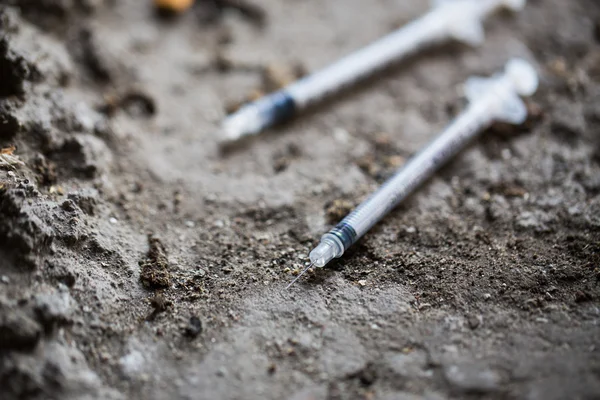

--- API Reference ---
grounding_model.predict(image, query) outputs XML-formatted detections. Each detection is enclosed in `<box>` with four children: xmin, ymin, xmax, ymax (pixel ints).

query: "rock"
<box><xmin>347</xmin><ymin>362</ymin><xmax>377</xmax><ymax>386</ymax></box>
<box><xmin>0</xmin><ymin>103</ymin><xmax>22</xmax><ymax>139</ymax></box>
<box><xmin>444</xmin><ymin>363</ymin><xmax>501</xmax><ymax>393</ymax></box>
<box><xmin>0</xmin><ymin>340</ymin><xmax>120</xmax><ymax>399</ymax></box>
<box><xmin>0</xmin><ymin>36</ymin><xmax>36</xmax><ymax>97</ymax></box>
<box><xmin>319</xmin><ymin>326</ymin><xmax>368</xmax><ymax>378</ymax></box>
<box><xmin>55</xmin><ymin>134</ymin><xmax>113</xmax><ymax>179</ymax></box>
<box><xmin>0</xmin><ymin>185</ymin><xmax>56</xmax><ymax>264</ymax></box>
<box><xmin>467</xmin><ymin>315</ymin><xmax>481</xmax><ymax>330</ymax></box>
<box><xmin>33</xmin><ymin>290</ymin><xmax>73</xmax><ymax>331</ymax></box>
<box><xmin>384</xmin><ymin>350</ymin><xmax>431</xmax><ymax>379</ymax></box>
<box><xmin>60</xmin><ymin>199</ymin><xmax>78</xmax><ymax>213</ymax></box>
<box><xmin>67</xmin><ymin>188</ymin><xmax>98</xmax><ymax>215</ymax></box>
<box><xmin>31</xmin><ymin>153</ymin><xmax>57</xmax><ymax>186</ymax></box>
<box><xmin>0</xmin><ymin>308</ymin><xmax>42</xmax><ymax>350</ymax></box>
<box><xmin>486</xmin><ymin>195</ymin><xmax>511</xmax><ymax>222</ymax></box>
<box><xmin>119</xmin><ymin>349</ymin><xmax>146</xmax><ymax>378</ymax></box>
<box><xmin>515</xmin><ymin>210</ymin><xmax>553</xmax><ymax>233</ymax></box>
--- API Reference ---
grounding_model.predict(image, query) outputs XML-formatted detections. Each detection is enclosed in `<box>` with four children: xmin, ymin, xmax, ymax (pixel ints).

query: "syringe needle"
<box><xmin>285</xmin><ymin>263</ymin><xmax>314</xmax><ymax>290</ymax></box>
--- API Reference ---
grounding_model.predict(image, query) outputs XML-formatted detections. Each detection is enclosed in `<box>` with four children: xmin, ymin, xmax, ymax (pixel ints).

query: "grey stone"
<box><xmin>0</xmin><ymin>308</ymin><xmax>42</xmax><ymax>350</ymax></box>
<box><xmin>444</xmin><ymin>363</ymin><xmax>501</xmax><ymax>393</ymax></box>
<box><xmin>385</xmin><ymin>350</ymin><xmax>431</xmax><ymax>379</ymax></box>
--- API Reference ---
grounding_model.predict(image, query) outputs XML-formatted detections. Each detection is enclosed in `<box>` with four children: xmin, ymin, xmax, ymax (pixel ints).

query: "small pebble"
<box><xmin>184</xmin><ymin>316</ymin><xmax>203</xmax><ymax>338</ymax></box>
<box><xmin>185</xmin><ymin>220</ymin><xmax>195</xmax><ymax>228</ymax></box>
<box><xmin>483</xmin><ymin>293</ymin><xmax>492</xmax><ymax>300</ymax></box>
<box><xmin>444</xmin><ymin>363</ymin><xmax>500</xmax><ymax>392</ymax></box>
<box><xmin>0</xmin><ymin>275</ymin><xmax>9</xmax><ymax>284</ymax></box>
<box><xmin>358</xmin><ymin>280</ymin><xmax>367</xmax><ymax>287</ymax></box>
<box><xmin>467</xmin><ymin>315</ymin><xmax>480</xmax><ymax>330</ymax></box>
<box><xmin>333</xmin><ymin>127</ymin><xmax>350</xmax><ymax>143</ymax></box>
<box><xmin>109</xmin><ymin>217</ymin><xmax>118</xmax><ymax>224</ymax></box>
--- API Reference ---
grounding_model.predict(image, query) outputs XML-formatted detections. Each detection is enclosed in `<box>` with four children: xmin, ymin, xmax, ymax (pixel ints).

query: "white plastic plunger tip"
<box><xmin>505</xmin><ymin>58</ymin><xmax>538</xmax><ymax>96</ymax></box>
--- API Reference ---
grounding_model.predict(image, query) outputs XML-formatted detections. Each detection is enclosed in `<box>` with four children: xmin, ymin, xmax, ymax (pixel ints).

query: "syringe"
<box><xmin>221</xmin><ymin>0</ymin><xmax>526</xmax><ymax>142</ymax></box>
<box><xmin>286</xmin><ymin>58</ymin><xmax>539</xmax><ymax>288</ymax></box>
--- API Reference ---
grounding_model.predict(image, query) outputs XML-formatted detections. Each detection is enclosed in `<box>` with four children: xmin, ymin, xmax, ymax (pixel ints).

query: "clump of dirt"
<box><xmin>0</xmin><ymin>36</ymin><xmax>38</xmax><ymax>97</ymax></box>
<box><xmin>0</xmin><ymin>306</ymin><xmax>42</xmax><ymax>351</ymax></box>
<box><xmin>183</xmin><ymin>316</ymin><xmax>202</xmax><ymax>338</ymax></box>
<box><xmin>139</xmin><ymin>235</ymin><xmax>171</xmax><ymax>290</ymax></box>
<box><xmin>31</xmin><ymin>153</ymin><xmax>57</xmax><ymax>186</ymax></box>
<box><xmin>0</xmin><ymin>182</ymin><xmax>55</xmax><ymax>266</ymax></box>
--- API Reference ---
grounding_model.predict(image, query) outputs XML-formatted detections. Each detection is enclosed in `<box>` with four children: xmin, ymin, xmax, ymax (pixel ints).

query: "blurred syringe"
<box><xmin>286</xmin><ymin>58</ymin><xmax>539</xmax><ymax>288</ymax></box>
<box><xmin>221</xmin><ymin>0</ymin><xmax>526</xmax><ymax>142</ymax></box>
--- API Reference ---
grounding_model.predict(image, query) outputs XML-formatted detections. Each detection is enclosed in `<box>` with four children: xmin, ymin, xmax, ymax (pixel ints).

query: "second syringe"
<box><xmin>222</xmin><ymin>0</ymin><xmax>527</xmax><ymax>142</ymax></box>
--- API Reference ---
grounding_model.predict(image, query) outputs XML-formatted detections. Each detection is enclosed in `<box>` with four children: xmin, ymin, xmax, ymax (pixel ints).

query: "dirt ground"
<box><xmin>0</xmin><ymin>0</ymin><xmax>599</xmax><ymax>399</ymax></box>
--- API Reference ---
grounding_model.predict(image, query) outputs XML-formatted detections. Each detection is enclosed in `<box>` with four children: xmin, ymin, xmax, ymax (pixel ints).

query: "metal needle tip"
<box><xmin>285</xmin><ymin>263</ymin><xmax>314</xmax><ymax>290</ymax></box>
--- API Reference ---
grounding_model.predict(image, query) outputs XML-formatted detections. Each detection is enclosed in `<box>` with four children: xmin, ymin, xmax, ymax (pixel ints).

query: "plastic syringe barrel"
<box><xmin>347</xmin><ymin>100</ymin><xmax>491</xmax><ymax>236</ymax></box>
<box><xmin>323</xmin><ymin>99</ymin><xmax>493</xmax><ymax>253</ymax></box>
<box><xmin>286</xmin><ymin>14</ymin><xmax>447</xmax><ymax>108</ymax></box>
<box><xmin>310</xmin><ymin>58</ymin><xmax>538</xmax><ymax>268</ymax></box>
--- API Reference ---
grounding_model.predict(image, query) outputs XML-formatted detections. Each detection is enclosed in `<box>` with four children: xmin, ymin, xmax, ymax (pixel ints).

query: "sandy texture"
<box><xmin>0</xmin><ymin>0</ymin><xmax>599</xmax><ymax>399</ymax></box>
